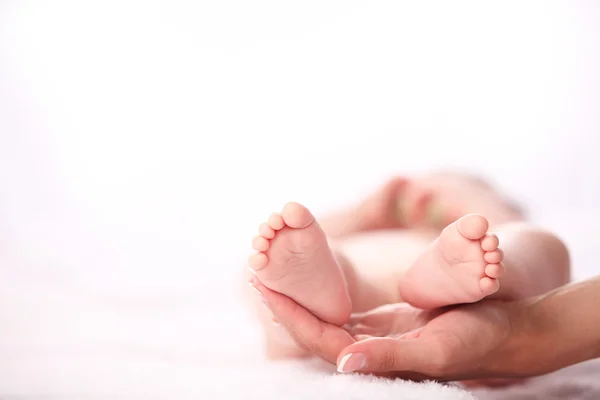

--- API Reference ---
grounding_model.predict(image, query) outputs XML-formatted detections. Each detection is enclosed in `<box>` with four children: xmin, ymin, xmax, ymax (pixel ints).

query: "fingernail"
<box><xmin>248</xmin><ymin>281</ymin><xmax>263</xmax><ymax>296</ymax></box>
<box><xmin>337</xmin><ymin>352</ymin><xmax>367</xmax><ymax>373</ymax></box>
<box><xmin>247</xmin><ymin>266</ymin><xmax>258</xmax><ymax>276</ymax></box>
<box><xmin>248</xmin><ymin>277</ymin><xmax>269</xmax><ymax>307</ymax></box>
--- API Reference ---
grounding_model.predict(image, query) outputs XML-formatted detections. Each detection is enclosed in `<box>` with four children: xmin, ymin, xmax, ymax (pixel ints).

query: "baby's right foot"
<box><xmin>399</xmin><ymin>214</ymin><xmax>505</xmax><ymax>309</ymax></box>
<box><xmin>248</xmin><ymin>202</ymin><xmax>352</xmax><ymax>326</ymax></box>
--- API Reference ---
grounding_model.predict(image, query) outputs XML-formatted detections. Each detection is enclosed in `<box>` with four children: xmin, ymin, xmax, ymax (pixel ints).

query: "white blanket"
<box><xmin>1</xmin><ymin>252</ymin><xmax>599</xmax><ymax>400</ymax></box>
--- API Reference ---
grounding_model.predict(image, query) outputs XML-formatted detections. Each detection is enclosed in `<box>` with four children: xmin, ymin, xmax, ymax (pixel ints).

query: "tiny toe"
<box><xmin>252</xmin><ymin>236</ymin><xmax>270</xmax><ymax>252</ymax></box>
<box><xmin>480</xmin><ymin>277</ymin><xmax>500</xmax><ymax>296</ymax></box>
<box><xmin>484</xmin><ymin>249</ymin><xmax>504</xmax><ymax>264</ymax></box>
<box><xmin>481</xmin><ymin>234</ymin><xmax>499</xmax><ymax>251</ymax></box>
<box><xmin>281</xmin><ymin>202</ymin><xmax>315</xmax><ymax>229</ymax></box>
<box><xmin>267</xmin><ymin>213</ymin><xmax>285</xmax><ymax>230</ymax></box>
<box><xmin>258</xmin><ymin>223</ymin><xmax>275</xmax><ymax>239</ymax></box>
<box><xmin>248</xmin><ymin>252</ymin><xmax>268</xmax><ymax>270</ymax></box>
<box><xmin>456</xmin><ymin>214</ymin><xmax>489</xmax><ymax>240</ymax></box>
<box><xmin>485</xmin><ymin>263</ymin><xmax>505</xmax><ymax>279</ymax></box>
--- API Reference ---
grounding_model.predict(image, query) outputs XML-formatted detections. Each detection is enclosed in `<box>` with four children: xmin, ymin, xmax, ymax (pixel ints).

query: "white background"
<box><xmin>0</xmin><ymin>1</ymin><xmax>599</xmax><ymax>397</ymax></box>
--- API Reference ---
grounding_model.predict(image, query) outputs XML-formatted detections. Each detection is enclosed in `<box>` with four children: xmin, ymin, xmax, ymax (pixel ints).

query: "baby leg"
<box><xmin>399</xmin><ymin>218</ymin><xmax>571</xmax><ymax>308</ymax></box>
<box><xmin>336</xmin><ymin>220</ymin><xmax>570</xmax><ymax>308</ymax></box>
<box><xmin>318</xmin><ymin>177</ymin><xmax>433</xmax><ymax>238</ymax></box>
<box><xmin>486</xmin><ymin>222</ymin><xmax>570</xmax><ymax>300</ymax></box>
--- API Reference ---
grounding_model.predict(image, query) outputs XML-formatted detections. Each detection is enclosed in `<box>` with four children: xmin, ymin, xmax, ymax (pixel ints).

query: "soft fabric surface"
<box><xmin>1</xmin><ymin>255</ymin><xmax>600</xmax><ymax>400</ymax></box>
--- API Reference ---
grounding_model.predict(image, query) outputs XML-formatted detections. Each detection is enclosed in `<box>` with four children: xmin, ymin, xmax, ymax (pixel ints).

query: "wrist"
<box><xmin>483</xmin><ymin>297</ymin><xmax>565</xmax><ymax>378</ymax></box>
<box><xmin>503</xmin><ymin>298</ymin><xmax>551</xmax><ymax>377</ymax></box>
<box><xmin>508</xmin><ymin>287</ymin><xmax>600</xmax><ymax>377</ymax></box>
<box><xmin>487</xmin><ymin>298</ymin><xmax>541</xmax><ymax>378</ymax></box>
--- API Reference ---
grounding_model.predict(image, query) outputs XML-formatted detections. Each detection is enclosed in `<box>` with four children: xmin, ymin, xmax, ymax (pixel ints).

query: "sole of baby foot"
<box><xmin>399</xmin><ymin>214</ymin><xmax>505</xmax><ymax>309</ymax></box>
<box><xmin>248</xmin><ymin>202</ymin><xmax>352</xmax><ymax>326</ymax></box>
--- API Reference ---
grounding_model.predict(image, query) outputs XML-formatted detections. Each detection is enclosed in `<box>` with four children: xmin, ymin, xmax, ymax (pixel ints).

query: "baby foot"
<box><xmin>399</xmin><ymin>214</ymin><xmax>505</xmax><ymax>309</ymax></box>
<box><xmin>248</xmin><ymin>202</ymin><xmax>352</xmax><ymax>326</ymax></box>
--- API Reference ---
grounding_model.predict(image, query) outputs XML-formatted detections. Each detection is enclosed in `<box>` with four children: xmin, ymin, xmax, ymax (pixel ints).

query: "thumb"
<box><xmin>336</xmin><ymin>336</ymin><xmax>440</xmax><ymax>376</ymax></box>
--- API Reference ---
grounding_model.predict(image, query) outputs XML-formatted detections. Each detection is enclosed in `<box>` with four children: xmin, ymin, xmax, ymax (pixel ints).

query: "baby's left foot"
<box><xmin>249</xmin><ymin>202</ymin><xmax>351</xmax><ymax>326</ymax></box>
<box><xmin>399</xmin><ymin>214</ymin><xmax>505</xmax><ymax>309</ymax></box>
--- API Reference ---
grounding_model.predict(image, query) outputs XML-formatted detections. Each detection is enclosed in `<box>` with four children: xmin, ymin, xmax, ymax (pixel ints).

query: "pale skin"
<box><xmin>245</xmin><ymin>174</ymin><xmax>572</xmax><ymax>377</ymax></box>
<box><xmin>250</xmin><ymin>275</ymin><xmax>600</xmax><ymax>381</ymax></box>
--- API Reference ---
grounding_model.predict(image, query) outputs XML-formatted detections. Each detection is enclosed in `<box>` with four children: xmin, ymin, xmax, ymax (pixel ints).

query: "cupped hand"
<box><xmin>344</xmin><ymin>302</ymin><xmax>443</xmax><ymax>341</ymax></box>
<box><xmin>337</xmin><ymin>299</ymin><xmax>521</xmax><ymax>381</ymax></box>
<box><xmin>254</xmin><ymin>278</ymin><xmax>527</xmax><ymax>382</ymax></box>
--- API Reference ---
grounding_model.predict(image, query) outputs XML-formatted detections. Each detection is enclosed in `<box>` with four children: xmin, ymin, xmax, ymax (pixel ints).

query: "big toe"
<box><xmin>456</xmin><ymin>214</ymin><xmax>489</xmax><ymax>240</ymax></box>
<box><xmin>281</xmin><ymin>202</ymin><xmax>315</xmax><ymax>229</ymax></box>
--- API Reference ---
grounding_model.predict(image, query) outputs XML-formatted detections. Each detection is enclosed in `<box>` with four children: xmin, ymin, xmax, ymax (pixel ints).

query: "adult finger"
<box><xmin>251</xmin><ymin>277</ymin><xmax>355</xmax><ymax>363</ymax></box>
<box><xmin>347</xmin><ymin>303</ymin><xmax>413</xmax><ymax>325</ymax></box>
<box><xmin>345</xmin><ymin>323</ymin><xmax>383</xmax><ymax>337</ymax></box>
<box><xmin>347</xmin><ymin>310</ymin><xmax>394</xmax><ymax>328</ymax></box>
<box><xmin>336</xmin><ymin>336</ymin><xmax>441</xmax><ymax>376</ymax></box>
<box><xmin>348</xmin><ymin>303</ymin><xmax>441</xmax><ymax>335</ymax></box>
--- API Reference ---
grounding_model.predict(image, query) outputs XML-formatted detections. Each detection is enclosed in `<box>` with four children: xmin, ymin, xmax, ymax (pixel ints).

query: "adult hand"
<box><xmin>252</xmin><ymin>277</ymin><xmax>530</xmax><ymax>381</ymax></box>
<box><xmin>337</xmin><ymin>300</ymin><xmax>522</xmax><ymax>381</ymax></box>
<box><xmin>250</xmin><ymin>278</ymin><xmax>434</xmax><ymax>365</ymax></box>
<box><xmin>340</xmin><ymin>303</ymin><xmax>523</xmax><ymax>386</ymax></box>
<box><xmin>340</xmin><ymin>277</ymin><xmax>600</xmax><ymax>381</ymax></box>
